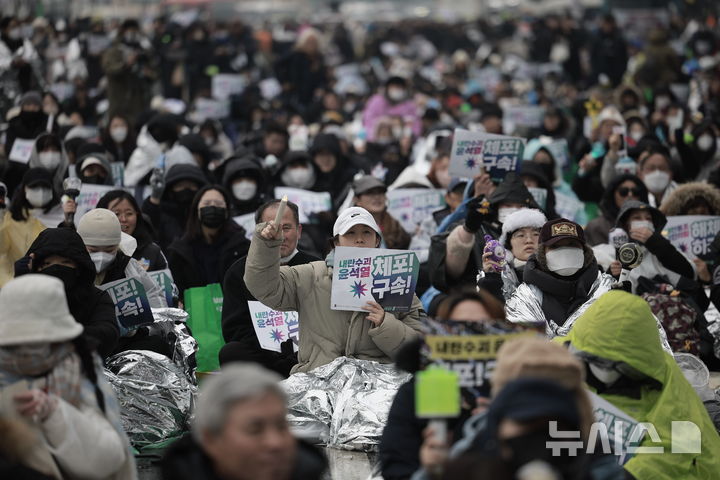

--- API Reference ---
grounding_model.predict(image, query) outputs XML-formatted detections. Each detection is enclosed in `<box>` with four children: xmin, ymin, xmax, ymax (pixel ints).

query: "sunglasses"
<box><xmin>617</xmin><ymin>186</ymin><xmax>641</xmax><ymax>197</ymax></box>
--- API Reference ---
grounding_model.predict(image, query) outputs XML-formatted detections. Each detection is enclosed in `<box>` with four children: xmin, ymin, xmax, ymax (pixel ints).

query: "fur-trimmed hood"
<box><xmin>659</xmin><ymin>182</ymin><xmax>720</xmax><ymax>216</ymax></box>
<box><xmin>500</xmin><ymin>208</ymin><xmax>547</xmax><ymax>248</ymax></box>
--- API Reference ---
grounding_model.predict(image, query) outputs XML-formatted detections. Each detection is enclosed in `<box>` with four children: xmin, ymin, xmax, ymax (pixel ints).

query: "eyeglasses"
<box><xmin>617</xmin><ymin>186</ymin><xmax>641</xmax><ymax>197</ymax></box>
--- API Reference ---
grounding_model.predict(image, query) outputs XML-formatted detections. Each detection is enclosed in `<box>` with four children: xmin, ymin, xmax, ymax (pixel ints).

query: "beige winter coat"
<box><xmin>244</xmin><ymin>224</ymin><xmax>425</xmax><ymax>374</ymax></box>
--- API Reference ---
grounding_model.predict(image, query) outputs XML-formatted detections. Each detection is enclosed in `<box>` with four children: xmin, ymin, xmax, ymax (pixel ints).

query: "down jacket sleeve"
<box><xmin>368</xmin><ymin>296</ymin><xmax>424</xmax><ymax>358</ymax></box>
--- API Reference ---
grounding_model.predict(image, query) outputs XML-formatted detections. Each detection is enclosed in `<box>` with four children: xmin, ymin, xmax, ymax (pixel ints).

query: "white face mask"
<box><xmin>282</xmin><ymin>167</ymin><xmax>315</xmax><ymax>189</ymax></box>
<box><xmin>589</xmin><ymin>363</ymin><xmax>622</xmax><ymax>386</ymax></box>
<box><xmin>643</xmin><ymin>170</ymin><xmax>670</xmax><ymax>193</ymax></box>
<box><xmin>7</xmin><ymin>27</ymin><xmax>21</xmax><ymax>40</ymax></box>
<box><xmin>629</xmin><ymin>129</ymin><xmax>644</xmax><ymax>142</ymax></box>
<box><xmin>25</xmin><ymin>186</ymin><xmax>53</xmax><ymax>208</ymax></box>
<box><xmin>90</xmin><ymin>251</ymin><xmax>116</xmax><ymax>273</ymax></box>
<box><xmin>387</xmin><ymin>88</ymin><xmax>406</xmax><ymax>102</ymax></box>
<box><xmin>110</xmin><ymin>126</ymin><xmax>128</xmax><ymax>143</ymax></box>
<box><xmin>630</xmin><ymin>220</ymin><xmax>654</xmax><ymax>232</ymax></box>
<box><xmin>38</xmin><ymin>151</ymin><xmax>62</xmax><ymax>170</ymax></box>
<box><xmin>697</xmin><ymin>134</ymin><xmax>714</xmax><ymax>152</ymax></box>
<box><xmin>498</xmin><ymin>207</ymin><xmax>521</xmax><ymax>224</ymax></box>
<box><xmin>232</xmin><ymin>180</ymin><xmax>257</xmax><ymax>201</ymax></box>
<box><xmin>545</xmin><ymin>246</ymin><xmax>584</xmax><ymax>276</ymax></box>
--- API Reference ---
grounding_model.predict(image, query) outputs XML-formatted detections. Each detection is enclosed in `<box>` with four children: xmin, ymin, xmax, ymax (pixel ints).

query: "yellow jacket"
<box><xmin>0</xmin><ymin>209</ymin><xmax>46</xmax><ymax>286</ymax></box>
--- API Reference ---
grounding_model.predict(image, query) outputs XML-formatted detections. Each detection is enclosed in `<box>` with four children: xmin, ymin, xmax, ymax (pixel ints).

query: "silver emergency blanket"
<box><xmin>504</xmin><ymin>273</ymin><xmax>673</xmax><ymax>352</ymax></box>
<box><xmin>281</xmin><ymin>357</ymin><xmax>411</xmax><ymax>451</ymax></box>
<box><xmin>104</xmin><ymin>308</ymin><xmax>198</xmax><ymax>448</ymax></box>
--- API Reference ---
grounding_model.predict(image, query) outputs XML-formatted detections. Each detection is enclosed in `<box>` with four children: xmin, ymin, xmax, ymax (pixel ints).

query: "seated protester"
<box><xmin>606</xmin><ymin>201</ymin><xmax>695</xmax><ymax>294</ymax></box>
<box><xmin>77</xmin><ymin>208</ymin><xmax>167</xmax><ymax>309</ymax></box>
<box><xmin>101</xmin><ymin>113</ymin><xmax>136</xmax><ymax>165</ymax></box>
<box><xmin>505</xmin><ymin>218</ymin><xmax>614</xmax><ymax>337</ymax></box>
<box><xmin>390</xmin><ymin>135</ymin><xmax>453</xmax><ymax>190</ymax></box>
<box><xmin>222</xmin><ymin>155</ymin><xmax>268</xmax><ymax>217</ymax></box>
<box><xmin>660</xmin><ymin>182</ymin><xmax>720</xmax><ymax>285</ymax></box>
<box><xmin>15</xmin><ymin>228</ymin><xmax>120</xmax><ymax>358</ymax></box>
<box><xmin>478</xmin><ymin>208</ymin><xmax>546</xmax><ymax>302</ymax></box>
<box><xmin>275</xmin><ymin>151</ymin><xmax>330</xmax><ymax>259</ymax></box>
<box><xmin>409</xmin><ymin>178</ymin><xmax>467</xmax><ymax>264</ymax></box>
<box><xmin>636</xmin><ymin>143</ymin><xmax>678</xmax><ymax>207</ymax></box>
<box><xmin>167</xmin><ymin>185</ymin><xmax>250</xmax><ymax>299</ymax></box>
<box><xmin>430</xmin><ymin>173</ymin><xmax>540</xmax><ymax>294</ymax></box>
<box><xmin>161</xmin><ymin>363</ymin><xmax>327</xmax><ymax>480</ymax></box>
<box><xmin>97</xmin><ymin>190</ymin><xmax>168</xmax><ymax>272</ymax></box>
<box><xmin>563</xmin><ymin>291</ymin><xmax>720</xmax><ymax>478</ymax></box>
<box><xmin>27</xmin><ymin>132</ymin><xmax>70</xmax><ymax>196</ymax></box>
<box><xmin>584</xmin><ymin>174</ymin><xmax>648</xmax><ymax>246</ymax></box>
<box><xmin>379</xmin><ymin>289</ymin><xmax>508</xmax><ymax>480</ymax></box>
<box><xmin>197</xmin><ymin>119</ymin><xmax>234</xmax><ymax>167</ymax></box>
<box><xmin>142</xmin><ymin>163</ymin><xmax>209</xmax><ymax>251</ymax></box>
<box><xmin>0</xmin><ymin>275</ymin><xmax>136</xmax><ymax>480</ymax></box>
<box><xmin>124</xmin><ymin>112</ymin><xmax>182</xmax><ymax>187</ymax></box>
<box><xmin>219</xmin><ymin>200</ymin><xmax>319</xmax><ymax>376</ymax></box>
<box><xmin>244</xmin><ymin>206</ymin><xmax>424</xmax><ymax>374</ymax></box>
<box><xmin>518</xmin><ymin>161</ymin><xmax>559</xmax><ymax>220</ymax></box>
<box><xmin>309</xmin><ymin>133</ymin><xmax>357</xmax><ymax>211</ymax></box>
<box><xmin>0</xmin><ymin>169</ymin><xmax>49</xmax><ymax>286</ymax></box>
<box><xmin>352</xmin><ymin>175</ymin><xmax>410</xmax><ymax>250</ymax></box>
<box><xmin>74</xmin><ymin>152</ymin><xmax>114</xmax><ymax>185</ymax></box>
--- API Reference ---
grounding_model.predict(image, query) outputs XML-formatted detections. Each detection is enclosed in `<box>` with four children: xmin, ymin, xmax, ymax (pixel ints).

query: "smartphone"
<box><xmin>613</xmin><ymin>125</ymin><xmax>627</xmax><ymax>158</ymax></box>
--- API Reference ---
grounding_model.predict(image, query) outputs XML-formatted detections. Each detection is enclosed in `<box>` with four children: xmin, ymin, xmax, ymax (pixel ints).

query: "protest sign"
<box><xmin>100</xmin><ymin>277</ymin><xmax>154</xmax><ymax>330</ymax></box>
<box><xmin>423</xmin><ymin>332</ymin><xmax>529</xmax><ymax>389</ymax></box>
<box><xmin>449</xmin><ymin>129</ymin><xmax>525</xmax><ymax>182</ymax></box>
<box><xmin>233</xmin><ymin>212</ymin><xmax>256</xmax><ymax>240</ymax></box>
<box><xmin>194</xmin><ymin>98</ymin><xmax>230</xmax><ymax>121</ymax></box>
<box><xmin>502</xmin><ymin>105</ymin><xmax>544</xmax><ymax>135</ymax></box>
<box><xmin>528</xmin><ymin>187</ymin><xmax>548</xmax><ymax>210</ymax></box>
<box><xmin>386</xmin><ymin>189</ymin><xmax>446</xmax><ymax>233</ymax></box>
<box><xmin>148</xmin><ymin>269</ymin><xmax>175</xmax><ymax>307</ymax></box>
<box><xmin>248</xmin><ymin>301</ymin><xmax>299</xmax><ymax>353</ymax></box>
<box><xmin>76</xmin><ymin>184</ymin><xmax>131</xmax><ymax>219</ymax></box>
<box><xmin>274</xmin><ymin>187</ymin><xmax>332</xmax><ymax>223</ymax></box>
<box><xmin>331</xmin><ymin>247</ymin><xmax>419</xmax><ymax>313</ymax></box>
<box><xmin>8</xmin><ymin>138</ymin><xmax>34</xmax><ymax>164</ymax></box>
<box><xmin>110</xmin><ymin>161</ymin><xmax>125</xmax><ymax>186</ymax></box>
<box><xmin>554</xmin><ymin>190</ymin><xmax>585</xmax><ymax>223</ymax></box>
<box><xmin>663</xmin><ymin>215</ymin><xmax>720</xmax><ymax>257</ymax></box>
<box><xmin>588</xmin><ymin>391</ymin><xmax>643</xmax><ymax>465</ymax></box>
<box><xmin>545</xmin><ymin>138</ymin><xmax>570</xmax><ymax>168</ymax></box>
<box><xmin>211</xmin><ymin>73</ymin><xmax>246</xmax><ymax>101</ymax></box>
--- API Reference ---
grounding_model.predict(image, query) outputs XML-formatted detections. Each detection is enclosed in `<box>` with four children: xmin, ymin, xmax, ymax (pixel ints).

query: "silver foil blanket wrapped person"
<box><xmin>281</xmin><ymin>356</ymin><xmax>411</xmax><ymax>451</ymax></box>
<box><xmin>104</xmin><ymin>308</ymin><xmax>198</xmax><ymax>448</ymax></box>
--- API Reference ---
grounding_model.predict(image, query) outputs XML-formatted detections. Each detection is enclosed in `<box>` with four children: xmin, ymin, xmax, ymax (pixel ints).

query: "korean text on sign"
<box><xmin>100</xmin><ymin>277</ymin><xmax>154</xmax><ymax>330</ymax></box>
<box><xmin>248</xmin><ymin>301</ymin><xmax>299</xmax><ymax>353</ymax></box>
<box><xmin>449</xmin><ymin>129</ymin><xmax>525</xmax><ymax>182</ymax></box>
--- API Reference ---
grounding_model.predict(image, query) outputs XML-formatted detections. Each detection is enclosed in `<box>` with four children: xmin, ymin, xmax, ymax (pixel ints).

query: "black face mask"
<box><xmin>39</xmin><ymin>264</ymin><xmax>80</xmax><ymax>290</ymax></box>
<box><xmin>20</xmin><ymin>110</ymin><xmax>44</xmax><ymax>126</ymax></box>
<box><xmin>538</xmin><ymin>163</ymin><xmax>556</xmax><ymax>184</ymax></box>
<box><xmin>199</xmin><ymin>206</ymin><xmax>227</xmax><ymax>228</ymax></box>
<box><xmin>172</xmin><ymin>188</ymin><xmax>197</xmax><ymax>206</ymax></box>
<box><xmin>81</xmin><ymin>175</ymin><xmax>106</xmax><ymax>185</ymax></box>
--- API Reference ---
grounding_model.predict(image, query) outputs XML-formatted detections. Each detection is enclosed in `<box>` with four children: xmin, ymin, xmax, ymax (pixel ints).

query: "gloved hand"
<box><xmin>464</xmin><ymin>196</ymin><xmax>491</xmax><ymax>233</ymax></box>
<box><xmin>150</xmin><ymin>168</ymin><xmax>166</xmax><ymax>200</ymax></box>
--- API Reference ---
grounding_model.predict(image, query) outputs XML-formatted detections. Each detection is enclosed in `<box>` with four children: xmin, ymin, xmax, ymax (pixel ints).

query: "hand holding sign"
<box><xmin>361</xmin><ymin>300</ymin><xmax>385</xmax><ymax>327</ymax></box>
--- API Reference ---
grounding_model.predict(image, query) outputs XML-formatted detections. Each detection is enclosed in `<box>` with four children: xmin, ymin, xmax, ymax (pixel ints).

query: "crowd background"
<box><xmin>2</xmin><ymin>1</ymin><xmax>720</xmax><ymax>479</ymax></box>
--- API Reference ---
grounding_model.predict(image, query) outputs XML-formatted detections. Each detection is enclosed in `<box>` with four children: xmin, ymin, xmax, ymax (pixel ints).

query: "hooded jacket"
<box><xmin>3</xmin><ymin>111</ymin><xmax>54</xmax><ymax>197</ymax></box>
<box><xmin>431</xmin><ymin>174</ymin><xmax>539</xmax><ymax>292</ymax></box>
<box><xmin>310</xmin><ymin>133</ymin><xmax>357</xmax><ymax>209</ymax></box>
<box><xmin>141</xmin><ymin>164</ymin><xmax>209</xmax><ymax>251</ymax></box>
<box><xmin>244</xmin><ymin>224</ymin><xmax>425</xmax><ymax>374</ymax></box>
<box><xmin>123</xmin><ymin>125</ymin><xmax>163</xmax><ymax>187</ymax></box>
<box><xmin>563</xmin><ymin>291</ymin><xmax>720</xmax><ymax>479</ymax></box>
<box><xmin>615</xmin><ymin>200</ymin><xmax>695</xmax><ymax>292</ymax></box>
<box><xmin>222</xmin><ymin>156</ymin><xmax>267</xmax><ymax>216</ymax></box>
<box><xmin>659</xmin><ymin>182</ymin><xmax>720</xmax><ymax>217</ymax></box>
<box><xmin>16</xmin><ymin>228</ymin><xmax>120</xmax><ymax>357</ymax></box>
<box><xmin>27</xmin><ymin>133</ymin><xmax>70</xmax><ymax>195</ymax></box>
<box><xmin>0</xmin><ymin>207</ymin><xmax>46</xmax><ymax>287</ymax></box>
<box><xmin>585</xmin><ymin>174</ymin><xmax>649</xmax><ymax>246</ymax></box>
<box><xmin>160</xmin><ymin>433</ymin><xmax>327</xmax><ymax>480</ymax></box>
<box><xmin>75</xmin><ymin>152</ymin><xmax>115</xmax><ymax>186</ymax></box>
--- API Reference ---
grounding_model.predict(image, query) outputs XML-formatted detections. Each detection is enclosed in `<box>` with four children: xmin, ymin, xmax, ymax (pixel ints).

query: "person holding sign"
<box><xmin>220</xmin><ymin>199</ymin><xmax>319</xmax><ymax>376</ymax></box>
<box><xmin>244</xmin><ymin>206</ymin><xmax>424</xmax><ymax>374</ymax></box>
<box><xmin>0</xmin><ymin>275</ymin><xmax>136</xmax><ymax>480</ymax></box>
<box><xmin>0</xmin><ymin>168</ymin><xmax>53</xmax><ymax>286</ymax></box>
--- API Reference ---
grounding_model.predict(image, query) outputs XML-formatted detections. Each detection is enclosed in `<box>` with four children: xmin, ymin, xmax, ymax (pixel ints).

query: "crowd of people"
<box><xmin>2</xmin><ymin>4</ymin><xmax>720</xmax><ymax>479</ymax></box>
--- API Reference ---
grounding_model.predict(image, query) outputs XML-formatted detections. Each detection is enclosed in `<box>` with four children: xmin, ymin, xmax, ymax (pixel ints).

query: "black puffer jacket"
<box><xmin>221</xmin><ymin>156</ymin><xmax>268</xmax><ymax>216</ymax></box>
<box><xmin>15</xmin><ymin>228</ymin><xmax>119</xmax><ymax>358</ymax></box>
<box><xmin>161</xmin><ymin>433</ymin><xmax>327</xmax><ymax>480</ymax></box>
<box><xmin>142</xmin><ymin>164</ymin><xmax>209</xmax><ymax>251</ymax></box>
<box><xmin>310</xmin><ymin>133</ymin><xmax>357</xmax><ymax>210</ymax></box>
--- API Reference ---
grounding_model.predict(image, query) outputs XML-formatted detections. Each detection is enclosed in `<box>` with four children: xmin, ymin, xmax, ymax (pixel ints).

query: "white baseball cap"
<box><xmin>333</xmin><ymin>207</ymin><xmax>381</xmax><ymax>237</ymax></box>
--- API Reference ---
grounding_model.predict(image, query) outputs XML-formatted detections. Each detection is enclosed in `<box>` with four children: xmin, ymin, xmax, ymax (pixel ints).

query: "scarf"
<box><xmin>0</xmin><ymin>343</ymin><xmax>82</xmax><ymax>408</ymax></box>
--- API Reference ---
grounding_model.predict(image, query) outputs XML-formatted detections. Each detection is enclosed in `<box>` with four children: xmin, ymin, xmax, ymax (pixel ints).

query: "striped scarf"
<box><xmin>0</xmin><ymin>342</ymin><xmax>82</xmax><ymax>408</ymax></box>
